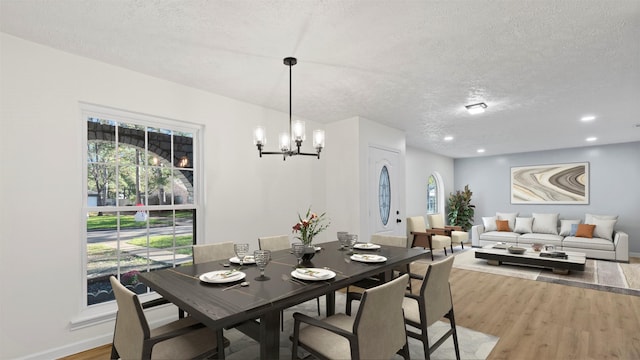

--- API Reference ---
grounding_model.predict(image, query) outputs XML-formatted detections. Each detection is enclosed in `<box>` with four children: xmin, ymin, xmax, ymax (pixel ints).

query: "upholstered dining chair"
<box><xmin>109</xmin><ymin>276</ymin><xmax>229</xmax><ymax>360</ymax></box>
<box><xmin>193</xmin><ymin>241</ymin><xmax>237</xmax><ymax>264</ymax></box>
<box><xmin>291</xmin><ymin>274</ymin><xmax>410</xmax><ymax>360</ymax></box>
<box><xmin>427</xmin><ymin>213</ymin><xmax>468</xmax><ymax>252</ymax></box>
<box><xmin>345</xmin><ymin>234</ymin><xmax>422</xmax><ymax>313</ymax></box>
<box><xmin>407</xmin><ymin>215</ymin><xmax>451</xmax><ymax>260</ymax></box>
<box><xmin>402</xmin><ymin>256</ymin><xmax>460</xmax><ymax>360</ymax></box>
<box><xmin>258</xmin><ymin>234</ymin><xmax>321</xmax><ymax>329</ymax></box>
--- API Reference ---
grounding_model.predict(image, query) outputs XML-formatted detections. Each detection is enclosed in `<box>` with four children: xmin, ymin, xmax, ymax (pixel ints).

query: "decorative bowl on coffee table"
<box><xmin>507</xmin><ymin>246</ymin><xmax>526</xmax><ymax>254</ymax></box>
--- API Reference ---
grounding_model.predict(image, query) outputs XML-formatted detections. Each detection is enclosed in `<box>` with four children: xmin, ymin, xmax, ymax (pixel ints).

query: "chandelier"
<box><xmin>253</xmin><ymin>57</ymin><xmax>325</xmax><ymax>160</ymax></box>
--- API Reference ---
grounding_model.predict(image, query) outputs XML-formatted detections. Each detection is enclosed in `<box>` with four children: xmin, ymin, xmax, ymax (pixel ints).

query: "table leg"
<box><xmin>259</xmin><ymin>310</ymin><xmax>280</xmax><ymax>359</ymax></box>
<box><xmin>326</xmin><ymin>291</ymin><xmax>335</xmax><ymax>316</ymax></box>
<box><xmin>553</xmin><ymin>268</ymin><xmax>569</xmax><ymax>275</ymax></box>
<box><xmin>487</xmin><ymin>260</ymin><xmax>501</xmax><ymax>266</ymax></box>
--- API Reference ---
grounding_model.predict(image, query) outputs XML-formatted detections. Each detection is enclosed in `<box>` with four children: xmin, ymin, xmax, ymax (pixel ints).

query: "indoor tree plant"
<box><xmin>447</xmin><ymin>185</ymin><xmax>475</xmax><ymax>232</ymax></box>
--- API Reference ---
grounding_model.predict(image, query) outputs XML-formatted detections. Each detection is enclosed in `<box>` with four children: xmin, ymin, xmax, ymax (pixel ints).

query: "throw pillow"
<box><xmin>591</xmin><ymin>218</ymin><xmax>617</xmax><ymax>241</ymax></box>
<box><xmin>559</xmin><ymin>219</ymin><xmax>581</xmax><ymax>236</ymax></box>
<box><xmin>585</xmin><ymin>213</ymin><xmax>618</xmax><ymax>224</ymax></box>
<box><xmin>575</xmin><ymin>224</ymin><xmax>596</xmax><ymax>238</ymax></box>
<box><xmin>496</xmin><ymin>219</ymin><xmax>510</xmax><ymax>232</ymax></box>
<box><xmin>514</xmin><ymin>217</ymin><xmax>533</xmax><ymax>234</ymax></box>
<box><xmin>570</xmin><ymin>223</ymin><xmax>579</xmax><ymax>236</ymax></box>
<box><xmin>496</xmin><ymin>212</ymin><xmax>518</xmax><ymax>231</ymax></box>
<box><xmin>532</xmin><ymin>213</ymin><xmax>559</xmax><ymax>235</ymax></box>
<box><xmin>482</xmin><ymin>216</ymin><xmax>497</xmax><ymax>232</ymax></box>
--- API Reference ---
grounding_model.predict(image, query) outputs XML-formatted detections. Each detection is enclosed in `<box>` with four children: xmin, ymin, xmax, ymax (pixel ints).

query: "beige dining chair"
<box><xmin>407</xmin><ymin>215</ymin><xmax>451</xmax><ymax>260</ymax></box>
<box><xmin>402</xmin><ymin>256</ymin><xmax>460</xmax><ymax>360</ymax></box>
<box><xmin>427</xmin><ymin>213</ymin><xmax>467</xmax><ymax>251</ymax></box>
<box><xmin>193</xmin><ymin>241</ymin><xmax>237</xmax><ymax>264</ymax></box>
<box><xmin>291</xmin><ymin>274</ymin><xmax>410</xmax><ymax>360</ymax></box>
<box><xmin>109</xmin><ymin>276</ymin><xmax>229</xmax><ymax>360</ymax></box>
<box><xmin>258</xmin><ymin>234</ymin><xmax>321</xmax><ymax>329</ymax></box>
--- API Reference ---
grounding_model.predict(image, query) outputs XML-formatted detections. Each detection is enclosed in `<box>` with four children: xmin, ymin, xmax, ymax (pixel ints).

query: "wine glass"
<box><xmin>254</xmin><ymin>250</ymin><xmax>271</xmax><ymax>281</ymax></box>
<box><xmin>292</xmin><ymin>243</ymin><xmax>305</xmax><ymax>267</ymax></box>
<box><xmin>347</xmin><ymin>234</ymin><xmax>358</xmax><ymax>254</ymax></box>
<box><xmin>337</xmin><ymin>231</ymin><xmax>349</xmax><ymax>250</ymax></box>
<box><xmin>234</xmin><ymin>243</ymin><xmax>249</xmax><ymax>267</ymax></box>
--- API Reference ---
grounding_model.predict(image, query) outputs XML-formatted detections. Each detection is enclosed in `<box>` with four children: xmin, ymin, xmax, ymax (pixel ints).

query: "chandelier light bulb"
<box><xmin>254</xmin><ymin>126</ymin><xmax>266</xmax><ymax>145</ymax></box>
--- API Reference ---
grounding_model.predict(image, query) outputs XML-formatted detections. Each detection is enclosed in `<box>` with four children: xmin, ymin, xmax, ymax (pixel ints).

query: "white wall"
<box><xmin>0</xmin><ymin>34</ymin><xmax>329</xmax><ymax>359</ymax></box>
<box><xmin>405</xmin><ymin>146</ymin><xmax>456</xmax><ymax>223</ymax></box>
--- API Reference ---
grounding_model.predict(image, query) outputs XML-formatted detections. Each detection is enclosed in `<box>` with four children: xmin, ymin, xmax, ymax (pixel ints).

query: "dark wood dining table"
<box><xmin>138</xmin><ymin>240</ymin><xmax>428</xmax><ymax>360</ymax></box>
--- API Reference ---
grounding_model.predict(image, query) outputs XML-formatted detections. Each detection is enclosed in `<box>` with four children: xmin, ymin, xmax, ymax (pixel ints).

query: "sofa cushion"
<box><xmin>496</xmin><ymin>220</ymin><xmax>510</xmax><ymax>232</ymax></box>
<box><xmin>482</xmin><ymin>216</ymin><xmax>497</xmax><ymax>232</ymax></box>
<box><xmin>518</xmin><ymin>233</ymin><xmax>564</xmax><ymax>246</ymax></box>
<box><xmin>514</xmin><ymin>217</ymin><xmax>533</xmax><ymax>234</ymax></box>
<box><xmin>496</xmin><ymin>212</ymin><xmax>518</xmax><ymax>231</ymax></box>
<box><xmin>559</xmin><ymin>219</ymin><xmax>581</xmax><ymax>236</ymax></box>
<box><xmin>590</xmin><ymin>218</ymin><xmax>617</xmax><ymax>241</ymax></box>
<box><xmin>575</xmin><ymin>224</ymin><xmax>595</xmax><ymax>238</ymax></box>
<box><xmin>563</xmin><ymin>236</ymin><xmax>615</xmax><ymax>251</ymax></box>
<box><xmin>585</xmin><ymin>213</ymin><xmax>618</xmax><ymax>224</ymax></box>
<box><xmin>479</xmin><ymin>231</ymin><xmax>519</xmax><ymax>243</ymax></box>
<box><xmin>532</xmin><ymin>213</ymin><xmax>559</xmax><ymax>235</ymax></box>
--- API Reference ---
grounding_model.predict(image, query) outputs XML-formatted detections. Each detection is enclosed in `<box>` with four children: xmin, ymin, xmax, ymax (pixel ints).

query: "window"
<box><xmin>379</xmin><ymin>166</ymin><xmax>391</xmax><ymax>226</ymax></box>
<box><xmin>427</xmin><ymin>174</ymin><xmax>438</xmax><ymax>214</ymax></box>
<box><xmin>83</xmin><ymin>104</ymin><xmax>200</xmax><ymax>307</ymax></box>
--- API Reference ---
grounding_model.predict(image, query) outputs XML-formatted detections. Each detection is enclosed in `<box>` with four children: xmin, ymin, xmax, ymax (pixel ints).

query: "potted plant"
<box><xmin>447</xmin><ymin>185</ymin><xmax>475</xmax><ymax>232</ymax></box>
<box><xmin>292</xmin><ymin>207</ymin><xmax>330</xmax><ymax>261</ymax></box>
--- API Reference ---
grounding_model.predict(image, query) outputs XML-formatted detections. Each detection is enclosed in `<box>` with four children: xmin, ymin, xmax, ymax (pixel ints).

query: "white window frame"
<box><xmin>72</xmin><ymin>102</ymin><xmax>203</xmax><ymax>329</ymax></box>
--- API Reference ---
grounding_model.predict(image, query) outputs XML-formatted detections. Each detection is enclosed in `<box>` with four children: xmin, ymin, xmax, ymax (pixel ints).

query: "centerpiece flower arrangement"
<box><xmin>292</xmin><ymin>207</ymin><xmax>330</xmax><ymax>246</ymax></box>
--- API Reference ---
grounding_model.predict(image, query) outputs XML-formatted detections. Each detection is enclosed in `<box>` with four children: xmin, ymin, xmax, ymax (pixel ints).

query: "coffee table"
<box><xmin>475</xmin><ymin>245</ymin><xmax>586</xmax><ymax>274</ymax></box>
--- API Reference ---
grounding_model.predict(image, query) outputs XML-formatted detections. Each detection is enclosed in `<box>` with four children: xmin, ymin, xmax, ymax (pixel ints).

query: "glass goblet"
<box><xmin>337</xmin><ymin>231</ymin><xmax>349</xmax><ymax>250</ymax></box>
<box><xmin>347</xmin><ymin>234</ymin><xmax>358</xmax><ymax>254</ymax></box>
<box><xmin>292</xmin><ymin>243</ymin><xmax>305</xmax><ymax>267</ymax></box>
<box><xmin>254</xmin><ymin>250</ymin><xmax>271</xmax><ymax>281</ymax></box>
<box><xmin>234</xmin><ymin>243</ymin><xmax>249</xmax><ymax>267</ymax></box>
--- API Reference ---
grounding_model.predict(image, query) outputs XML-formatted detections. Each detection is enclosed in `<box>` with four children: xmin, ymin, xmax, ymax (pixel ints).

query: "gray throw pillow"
<box><xmin>482</xmin><ymin>216</ymin><xmax>497</xmax><ymax>232</ymax></box>
<box><xmin>559</xmin><ymin>219</ymin><xmax>581</xmax><ymax>236</ymax></box>
<box><xmin>514</xmin><ymin>217</ymin><xmax>533</xmax><ymax>234</ymax></box>
<box><xmin>590</xmin><ymin>218</ymin><xmax>617</xmax><ymax>241</ymax></box>
<box><xmin>532</xmin><ymin>213</ymin><xmax>559</xmax><ymax>235</ymax></box>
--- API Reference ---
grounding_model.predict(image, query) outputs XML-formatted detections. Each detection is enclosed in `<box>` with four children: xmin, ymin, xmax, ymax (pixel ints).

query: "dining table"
<box><xmin>138</xmin><ymin>240</ymin><xmax>428</xmax><ymax>360</ymax></box>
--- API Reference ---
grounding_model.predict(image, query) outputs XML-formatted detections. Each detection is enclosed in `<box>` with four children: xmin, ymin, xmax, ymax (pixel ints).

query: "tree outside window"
<box><xmin>427</xmin><ymin>175</ymin><xmax>438</xmax><ymax>214</ymax></box>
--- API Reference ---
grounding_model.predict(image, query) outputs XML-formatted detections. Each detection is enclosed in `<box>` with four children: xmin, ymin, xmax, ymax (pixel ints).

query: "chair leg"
<box><xmin>461</xmin><ymin>242</ymin><xmax>464</xmax><ymax>249</ymax></box>
<box><xmin>451</xmin><ymin>244</ymin><xmax>454</xmax><ymax>253</ymax></box>
<box><xmin>448</xmin><ymin>309</ymin><xmax>461</xmax><ymax>360</ymax></box>
<box><xmin>316</xmin><ymin>297</ymin><xmax>321</xmax><ymax>316</ymax></box>
<box><xmin>397</xmin><ymin>342</ymin><xmax>411</xmax><ymax>360</ymax></box>
<box><xmin>110</xmin><ymin>344</ymin><xmax>119</xmax><ymax>360</ymax></box>
<box><xmin>444</xmin><ymin>247</ymin><xmax>448</xmax><ymax>256</ymax></box>
<box><xmin>406</xmin><ymin>264</ymin><xmax>412</xmax><ymax>293</ymax></box>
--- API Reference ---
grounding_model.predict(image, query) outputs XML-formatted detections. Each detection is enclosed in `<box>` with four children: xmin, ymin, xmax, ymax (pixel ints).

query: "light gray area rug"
<box><xmin>449</xmin><ymin>248</ymin><xmax>640</xmax><ymax>296</ymax></box>
<box><xmin>225</xmin><ymin>292</ymin><xmax>498</xmax><ymax>360</ymax></box>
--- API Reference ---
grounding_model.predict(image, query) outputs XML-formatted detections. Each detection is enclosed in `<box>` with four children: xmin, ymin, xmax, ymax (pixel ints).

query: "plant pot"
<box><xmin>301</xmin><ymin>245</ymin><xmax>316</xmax><ymax>263</ymax></box>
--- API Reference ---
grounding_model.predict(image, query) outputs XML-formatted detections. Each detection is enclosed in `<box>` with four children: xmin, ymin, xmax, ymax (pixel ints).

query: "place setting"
<box><xmin>350</xmin><ymin>253</ymin><xmax>387</xmax><ymax>263</ymax></box>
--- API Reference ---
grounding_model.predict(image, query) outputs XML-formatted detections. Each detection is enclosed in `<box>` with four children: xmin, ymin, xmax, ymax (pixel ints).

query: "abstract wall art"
<box><xmin>511</xmin><ymin>162</ymin><xmax>589</xmax><ymax>204</ymax></box>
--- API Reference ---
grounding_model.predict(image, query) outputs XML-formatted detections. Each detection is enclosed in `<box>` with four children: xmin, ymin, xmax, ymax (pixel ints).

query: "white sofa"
<box><xmin>471</xmin><ymin>212</ymin><xmax>629</xmax><ymax>262</ymax></box>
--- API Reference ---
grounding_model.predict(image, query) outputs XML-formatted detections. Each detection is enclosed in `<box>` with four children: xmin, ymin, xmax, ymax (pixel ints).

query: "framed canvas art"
<box><xmin>511</xmin><ymin>162</ymin><xmax>589</xmax><ymax>204</ymax></box>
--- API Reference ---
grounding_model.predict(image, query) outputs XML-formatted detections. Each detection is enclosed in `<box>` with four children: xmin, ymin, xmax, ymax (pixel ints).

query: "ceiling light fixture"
<box><xmin>253</xmin><ymin>57</ymin><xmax>325</xmax><ymax>160</ymax></box>
<box><xmin>477</xmin><ymin>148</ymin><xmax>486</xmax><ymax>153</ymax></box>
<box><xmin>581</xmin><ymin>115</ymin><xmax>596</xmax><ymax>121</ymax></box>
<box><xmin>444</xmin><ymin>136</ymin><xmax>454</xmax><ymax>141</ymax></box>
<box><xmin>586</xmin><ymin>137</ymin><xmax>597</xmax><ymax>142</ymax></box>
<box><xmin>465</xmin><ymin>102</ymin><xmax>487</xmax><ymax>115</ymax></box>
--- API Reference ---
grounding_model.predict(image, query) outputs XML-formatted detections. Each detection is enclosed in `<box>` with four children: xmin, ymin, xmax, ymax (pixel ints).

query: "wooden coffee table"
<box><xmin>475</xmin><ymin>245</ymin><xmax>586</xmax><ymax>274</ymax></box>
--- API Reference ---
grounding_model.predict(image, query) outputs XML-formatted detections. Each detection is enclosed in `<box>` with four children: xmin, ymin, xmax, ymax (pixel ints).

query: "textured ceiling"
<box><xmin>2</xmin><ymin>0</ymin><xmax>639</xmax><ymax>158</ymax></box>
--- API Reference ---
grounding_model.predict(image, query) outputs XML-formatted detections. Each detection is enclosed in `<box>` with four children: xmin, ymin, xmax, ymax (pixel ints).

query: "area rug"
<box><xmin>224</xmin><ymin>292</ymin><xmax>498</xmax><ymax>360</ymax></box>
<box><xmin>439</xmin><ymin>248</ymin><xmax>640</xmax><ymax>297</ymax></box>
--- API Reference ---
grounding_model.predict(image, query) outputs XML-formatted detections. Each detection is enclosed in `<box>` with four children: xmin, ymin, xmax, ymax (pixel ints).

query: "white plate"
<box><xmin>350</xmin><ymin>254</ymin><xmax>387</xmax><ymax>263</ymax></box>
<box><xmin>229</xmin><ymin>255</ymin><xmax>256</xmax><ymax>264</ymax></box>
<box><xmin>291</xmin><ymin>268</ymin><xmax>336</xmax><ymax>281</ymax></box>
<box><xmin>199</xmin><ymin>270</ymin><xmax>246</xmax><ymax>284</ymax></box>
<box><xmin>353</xmin><ymin>243</ymin><xmax>381</xmax><ymax>250</ymax></box>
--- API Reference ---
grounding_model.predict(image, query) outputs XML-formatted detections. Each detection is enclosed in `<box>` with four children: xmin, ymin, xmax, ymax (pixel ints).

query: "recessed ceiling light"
<box><xmin>444</xmin><ymin>136</ymin><xmax>453</xmax><ymax>141</ymax></box>
<box><xmin>581</xmin><ymin>115</ymin><xmax>596</xmax><ymax>121</ymax></box>
<box><xmin>586</xmin><ymin>137</ymin><xmax>597</xmax><ymax>142</ymax></box>
<box><xmin>477</xmin><ymin>148</ymin><xmax>485</xmax><ymax>153</ymax></box>
<box><xmin>465</xmin><ymin>102</ymin><xmax>487</xmax><ymax>115</ymax></box>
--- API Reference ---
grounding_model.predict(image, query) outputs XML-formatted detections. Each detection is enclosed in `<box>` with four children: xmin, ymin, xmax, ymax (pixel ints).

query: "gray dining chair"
<box><xmin>402</xmin><ymin>255</ymin><xmax>460</xmax><ymax>360</ymax></box>
<box><xmin>258</xmin><ymin>234</ymin><xmax>321</xmax><ymax>330</ymax></box>
<box><xmin>193</xmin><ymin>242</ymin><xmax>237</xmax><ymax>264</ymax></box>
<box><xmin>109</xmin><ymin>276</ymin><xmax>229</xmax><ymax>360</ymax></box>
<box><xmin>291</xmin><ymin>274</ymin><xmax>410</xmax><ymax>360</ymax></box>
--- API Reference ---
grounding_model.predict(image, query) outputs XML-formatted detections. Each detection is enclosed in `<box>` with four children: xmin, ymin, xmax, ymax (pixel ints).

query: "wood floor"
<box><xmin>62</xmin><ymin>267</ymin><xmax>640</xmax><ymax>360</ymax></box>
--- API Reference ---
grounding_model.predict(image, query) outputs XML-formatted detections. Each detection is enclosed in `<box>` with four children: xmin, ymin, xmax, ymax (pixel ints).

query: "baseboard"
<box><xmin>630</xmin><ymin>251</ymin><xmax>640</xmax><ymax>259</ymax></box>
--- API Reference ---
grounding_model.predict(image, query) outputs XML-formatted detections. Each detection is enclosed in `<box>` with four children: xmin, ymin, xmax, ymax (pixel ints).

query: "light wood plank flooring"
<box><xmin>62</xmin><ymin>267</ymin><xmax>640</xmax><ymax>360</ymax></box>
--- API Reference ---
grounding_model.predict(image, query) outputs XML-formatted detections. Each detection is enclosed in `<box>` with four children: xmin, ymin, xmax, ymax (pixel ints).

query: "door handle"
<box><xmin>396</xmin><ymin>219</ymin><xmax>402</xmax><ymax>223</ymax></box>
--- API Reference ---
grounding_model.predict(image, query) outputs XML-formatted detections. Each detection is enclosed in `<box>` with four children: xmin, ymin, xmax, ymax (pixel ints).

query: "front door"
<box><xmin>368</xmin><ymin>146</ymin><xmax>402</xmax><ymax>238</ymax></box>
